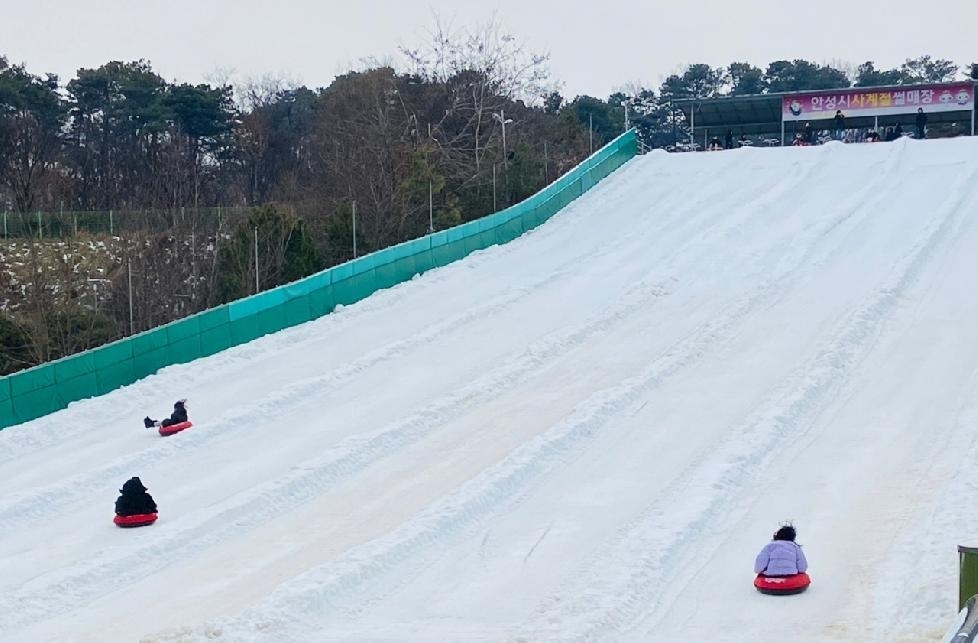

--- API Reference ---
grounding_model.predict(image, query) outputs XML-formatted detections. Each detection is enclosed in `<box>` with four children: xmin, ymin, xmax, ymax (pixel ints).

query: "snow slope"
<box><xmin>3</xmin><ymin>138</ymin><xmax>978</xmax><ymax>643</ymax></box>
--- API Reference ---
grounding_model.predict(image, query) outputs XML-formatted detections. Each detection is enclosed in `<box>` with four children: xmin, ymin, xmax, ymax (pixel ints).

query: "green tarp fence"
<box><xmin>0</xmin><ymin>130</ymin><xmax>637</xmax><ymax>430</ymax></box>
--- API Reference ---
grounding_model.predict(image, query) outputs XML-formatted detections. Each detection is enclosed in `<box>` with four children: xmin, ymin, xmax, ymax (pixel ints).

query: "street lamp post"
<box><xmin>492</xmin><ymin>109</ymin><xmax>514</xmax><ymax>168</ymax></box>
<box><xmin>428</xmin><ymin>181</ymin><xmax>434</xmax><ymax>233</ymax></box>
<box><xmin>492</xmin><ymin>164</ymin><xmax>497</xmax><ymax>211</ymax></box>
<box><xmin>352</xmin><ymin>201</ymin><xmax>358</xmax><ymax>258</ymax></box>
<box><xmin>589</xmin><ymin>113</ymin><xmax>594</xmax><ymax>154</ymax></box>
<box><xmin>127</xmin><ymin>259</ymin><xmax>134</xmax><ymax>334</ymax></box>
<box><xmin>253</xmin><ymin>226</ymin><xmax>259</xmax><ymax>293</ymax></box>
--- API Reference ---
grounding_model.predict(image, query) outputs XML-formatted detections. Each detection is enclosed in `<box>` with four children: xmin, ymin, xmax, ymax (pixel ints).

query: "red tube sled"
<box><xmin>754</xmin><ymin>572</ymin><xmax>811</xmax><ymax>595</ymax></box>
<box><xmin>158</xmin><ymin>421</ymin><xmax>193</xmax><ymax>436</ymax></box>
<box><xmin>114</xmin><ymin>513</ymin><xmax>158</xmax><ymax>528</ymax></box>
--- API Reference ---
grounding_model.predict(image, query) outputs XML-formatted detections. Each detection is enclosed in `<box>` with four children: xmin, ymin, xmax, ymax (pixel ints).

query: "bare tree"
<box><xmin>399</xmin><ymin>14</ymin><xmax>555</xmax><ymax>171</ymax></box>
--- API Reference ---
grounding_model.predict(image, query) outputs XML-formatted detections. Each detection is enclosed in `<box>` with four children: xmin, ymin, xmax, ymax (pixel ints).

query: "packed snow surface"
<box><xmin>3</xmin><ymin>138</ymin><xmax>978</xmax><ymax>642</ymax></box>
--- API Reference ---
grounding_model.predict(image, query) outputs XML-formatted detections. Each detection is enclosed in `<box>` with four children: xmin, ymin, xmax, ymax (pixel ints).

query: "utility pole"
<box><xmin>253</xmin><ymin>226</ymin><xmax>259</xmax><ymax>293</ymax></box>
<box><xmin>544</xmin><ymin>140</ymin><xmax>549</xmax><ymax>183</ymax></box>
<box><xmin>589</xmin><ymin>113</ymin><xmax>594</xmax><ymax>154</ymax></box>
<box><xmin>492</xmin><ymin>164</ymin><xmax>497</xmax><ymax>211</ymax></box>
<box><xmin>127</xmin><ymin>259</ymin><xmax>134</xmax><ymax>334</ymax></box>
<box><xmin>428</xmin><ymin>181</ymin><xmax>434</xmax><ymax>233</ymax></box>
<box><xmin>352</xmin><ymin>201</ymin><xmax>358</xmax><ymax>258</ymax></box>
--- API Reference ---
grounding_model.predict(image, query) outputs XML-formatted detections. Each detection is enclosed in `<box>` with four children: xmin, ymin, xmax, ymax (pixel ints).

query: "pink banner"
<box><xmin>782</xmin><ymin>83</ymin><xmax>975</xmax><ymax>121</ymax></box>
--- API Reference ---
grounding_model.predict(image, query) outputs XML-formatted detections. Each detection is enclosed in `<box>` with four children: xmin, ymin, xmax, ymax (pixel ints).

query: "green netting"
<box><xmin>196</xmin><ymin>307</ymin><xmax>230</xmax><ymax>332</ymax></box>
<box><xmin>130</xmin><ymin>328</ymin><xmax>170</xmax><ymax>379</ymax></box>
<box><xmin>308</xmin><ymin>284</ymin><xmax>336</xmax><ymax>318</ymax></box>
<box><xmin>280</xmin><ymin>295</ymin><xmax>312</xmax><ymax>328</ymax></box>
<box><xmin>9</xmin><ymin>365</ymin><xmax>56</xmax><ymax>397</ymax></box>
<box><xmin>96</xmin><ymin>360</ymin><xmax>136</xmax><ymax>394</ymax></box>
<box><xmin>431</xmin><ymin>239</ymin><xmax>468</xmax><ymax>268</ymax></box>
<box><xmin>494</xmin><ymin>217</ymin><xmax>524</xmax><ymax>245</ymax></box>
<box><xmin>167</xmin><ymin>336</ymin><xmax>202</xmax><ymax>365</ymax></box>
<box><xmin>375</xmin><ymin>255</ymin><xmax>417</xmax><ymax>291</ymax></box>
<box><xmin>0</xmin><ymin>378</ymin><xmax>12</xmax><ymax>421</ymax></box>
<box><xmin>228</xmin><ymin>311</ymin><xmax>262</xmax><ymax>345</ymax></box>
<box><xmin>56</xmin><ymin>372</ymin><xmax>99</xmax><ymax>406</ymax></box>
<box><xmin>0</xmin><ymin>130</ymin><xmax>637</xmax><ymax>430</ymax></box>
<box><xmin>348</xmin><ymin>255</ymin><xmax>377</xmax><ymax>276</ymax></box>
<box><xmin>166</xmin><ymin>317</ymin><xmax>200</xmax><ymax>344</ymax></box>
<box><xmin>199</xmin><ymin>324</ymin><xmax>233</xmax><ymax>357</ymax></box>
<box><xmin>10</xmin><ymin>386</ymin><xmax>60</xmax><ymax>423</ymax></box>
<box><xmin>53</xmin><ymin>352</ymin><xmax>96</xmax><ymax>382</ymax></box>
<box><xmin>330</xmin><ymin>263</ymin><xmax>354</xmax><ymax>282</ymax></box>
<box><xmin>130</xmin><ymin>327</ymin><xmax>169</xmax><ymax>357</ymax></box>
<box><xmin>412</xmin><ymin>249</ymin><xmax>435</xmax><ymax>275</ymax></box>
<box><xmin>93</xmin><ymin>341</ymin><xmax>133</xmax><ymax>368</ymax></box>
<box><xmin>250</xmin><ymin>306</ymin><xmax>289</xmax><ymax>338</ymax></box>
<box><xmin>447</xmin><ymin>225</ymin><xmax>469</xmax><ymax>242</ymax></box>
<box><xmin>228</xmin><ymin>288</ymin><xmax>290</xmax><ymax>321</ymax></box>
<box><xmin>333</xmin><ymin>273</ymin><xmax>380</xmax><ymax>307</ymax></box>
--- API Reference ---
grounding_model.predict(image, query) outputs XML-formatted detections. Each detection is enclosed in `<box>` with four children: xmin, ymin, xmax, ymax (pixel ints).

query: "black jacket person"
<box><xmin>144</xmin><ymin>399</ymin><xmax>188</xmax><ymax>428</ymax></box>
<box><xmin>915</xmin><ymin>108</ymin><xmax>927</xmax><ymax>139</ymax></box>
<box><xmin>115</xmin><ymin>477</ymin><xmax>158</xmax><ymax>516</ymax></box>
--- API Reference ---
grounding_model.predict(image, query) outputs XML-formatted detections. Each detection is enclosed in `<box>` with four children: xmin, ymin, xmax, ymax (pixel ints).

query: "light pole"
<box><xmin>492</xmin><ymin>109</ymin><xmax>514</xmax><ymax>168</ymax></box>
<box><xmin>589</xmin><ymin>113</ymin><xmax>593</xmax><ymax>154</ymax></box>
<box><xmin>428</xmin><ymin>181</ymin><xmax>434</xmax><ymax>233</ymax></box>
<box><xmin>544</xmin><ymin>140</ymin><xmax>549</xmax><ymax>183</ymax></box>
<box><xmin>352</xmin><ymin>201</ymin><xmax>358</xmax><ymax>258</ymax></box>
<box><xmin>127</xmin><ymin>259</ymin><xmax>134</xmax><ymax>334</ymax></box>
<box><xmin>253</xmin><ymin>226</ymin><xmax>259</xmax><ymax>293</ymax></box>
<box><xmin>492</xmin><ymin>164</ymin><xmax>497</xmax><ymax>211</ymax></box>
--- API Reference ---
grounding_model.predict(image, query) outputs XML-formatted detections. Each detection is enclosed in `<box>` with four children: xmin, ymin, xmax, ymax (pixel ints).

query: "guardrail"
<box><xmin>0</xmin><ymin>129</ymin><xmax>638</xmax><ymax>430</ymax></box>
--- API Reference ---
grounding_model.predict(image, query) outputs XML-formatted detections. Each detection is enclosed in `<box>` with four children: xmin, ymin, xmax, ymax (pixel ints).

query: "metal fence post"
<box><xmin>960</xmin><ymin>545</ymin><xmax>978</xmax><ymax>609</ymax></box>
<box><xmin>37</xmin><ymin>211</ymin><xmax>42</xmax><ymax>239</ymax></box>
<box><xmin>128</xmin><ymin>258</ymin><xmax>134</xmax><ymax>335</ymax></box>
<box><xmin>253</xmin><ymin>226</ymin><xmax>259</xmax><ymax>293</ymax></box>
<box><xmin>492</xmin><ymin>164</ymin><xmax>497</xmax><ymax>211</ymax></box>
<box><xmin>109</xmin><ymin>209</ymin><xmax>114</xmax><ymax>236</ymax></box>
<box><xmin>428</xmin><ymin>180</ymin><xmax>434</xmax><ymax>233</ymax></box>
<box><xmin>352</xmin><ymin>201</ymin><xmax>357</xmax><ymax>258</ymax></box>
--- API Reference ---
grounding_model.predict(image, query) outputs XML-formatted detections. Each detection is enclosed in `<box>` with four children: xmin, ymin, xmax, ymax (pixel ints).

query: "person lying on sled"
<box><xmin>144</xmin><ymin>399</ymin><xmax>188</xmax><ymax>429</ymax></box>
<box><xmin>115</xmin><ymin>476</ymin><xmax>158</xmax><ymax>516</ymax></box>
<box><xmin>755</xmin><ymin>524</ymin><xmax>808</xmax><ymax>576</ymax></box>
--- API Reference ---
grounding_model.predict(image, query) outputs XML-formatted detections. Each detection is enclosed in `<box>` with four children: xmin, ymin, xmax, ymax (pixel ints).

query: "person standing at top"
<box><xmin>833</xmin><ymin>110</ymin><xmax>846</xmax><ymax>141</ymax></box>
<box><xmin>915</xmin><ymin>108</ymin><xmax>928</xmax><ymax>139</ymax></box>
<box><xmin>803</xmin><ymin>122</ymin><xmax>814</xmax><ymax>145</ymax></box>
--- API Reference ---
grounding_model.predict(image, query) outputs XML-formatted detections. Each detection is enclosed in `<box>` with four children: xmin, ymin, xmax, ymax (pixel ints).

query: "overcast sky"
<box><xmin>2</xmin><ymin>0</ymin><xmax>976</xmax><ymax>98</ymax></box>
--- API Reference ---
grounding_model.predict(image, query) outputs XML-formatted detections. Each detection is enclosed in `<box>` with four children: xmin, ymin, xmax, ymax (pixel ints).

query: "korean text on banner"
<box><xmin>782</xmin><ymin>83</ymin><xmax>975</xmax><ymax>121</ymax></box>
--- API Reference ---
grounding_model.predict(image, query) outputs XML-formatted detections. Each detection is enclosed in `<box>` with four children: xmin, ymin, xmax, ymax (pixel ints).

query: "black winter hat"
<box><xmin>121</xmin><ymin>476</ymin><xmax>147</xmax><ymax>493</ymax></box>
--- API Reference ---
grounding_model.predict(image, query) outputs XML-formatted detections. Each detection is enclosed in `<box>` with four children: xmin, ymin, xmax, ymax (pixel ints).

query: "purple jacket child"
<box><xmin>755</xmin><ymin>525</ymin><xmax>808</xmax><ymax>577</ymax></box>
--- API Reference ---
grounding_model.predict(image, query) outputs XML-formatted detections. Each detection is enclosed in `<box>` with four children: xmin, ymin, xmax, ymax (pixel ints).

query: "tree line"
<box><xmin>1</xmin><ymin>22</ymin><xmax>976</xmax><ymax>374</ymax></box>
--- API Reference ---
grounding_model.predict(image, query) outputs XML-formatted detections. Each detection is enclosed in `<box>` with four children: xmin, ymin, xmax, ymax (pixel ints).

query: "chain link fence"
<box><xmin>0</xmin><ymin>206</ymin><xmax>256</xmax><ymax>239</ymax></box>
